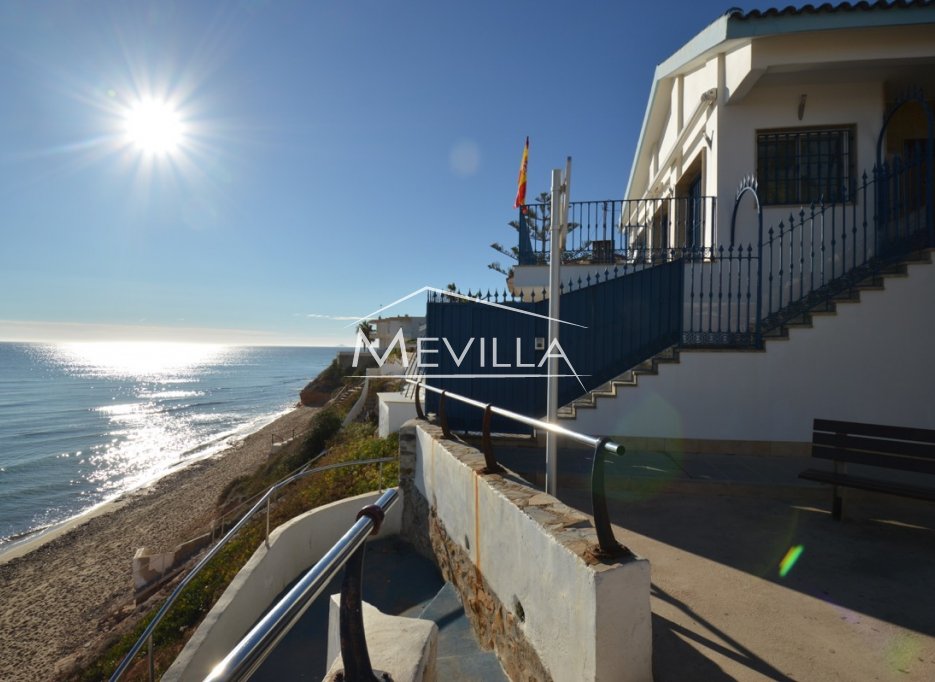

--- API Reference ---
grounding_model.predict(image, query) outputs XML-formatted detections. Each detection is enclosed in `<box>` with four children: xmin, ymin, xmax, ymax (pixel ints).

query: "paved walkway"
<box><xmin>493</xmin><ymin>441</ymin><xmax>935</xmax><ymax>681</ymax></box>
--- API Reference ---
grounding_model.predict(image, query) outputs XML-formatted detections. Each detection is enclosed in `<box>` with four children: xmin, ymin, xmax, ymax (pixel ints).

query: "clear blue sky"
<box><xmin>0</xmin><ymin>0</ymin><xmax>764</xmax><ymax>346</ymax></box>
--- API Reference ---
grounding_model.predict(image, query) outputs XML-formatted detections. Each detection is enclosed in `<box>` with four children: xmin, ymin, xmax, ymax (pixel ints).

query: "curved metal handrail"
<box><xmin>213</xmin><ymin>447</ymin><xmax>332</xmax><ymax>539</ymax></box>
<box><xmin>204</xmin><ymin>488</ymin><xmax>399</xmax><ymax>681</ymax></box>
<box><xmin>110</xmin><ymin>456</ymin><xmax>396</xmax><ymax>681</ymax></box>
<box><xmin>407</xmin><ymin>378</ymin><xmax>628</xmax><ymax>559</ymax></box>
<box><xmin>409</xmin><ymin>378</ymin><xmax>621</xmax><ymax>453</ymax></box>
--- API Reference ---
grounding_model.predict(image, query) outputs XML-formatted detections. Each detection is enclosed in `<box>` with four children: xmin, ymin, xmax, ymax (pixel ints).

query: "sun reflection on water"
<box><xmin>52</xmin><ymin>341</ymin><xmax>233</xmax><ymax>379</ymax></box>
<box><xmin>41</xmin><ymin>341</ymin><xmax>244</xmax><ymax>498</ymax></box>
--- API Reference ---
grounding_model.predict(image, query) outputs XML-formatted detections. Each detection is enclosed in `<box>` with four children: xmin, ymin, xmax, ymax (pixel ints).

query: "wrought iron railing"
<box><xmin>205</xmin><ymin>489</ymin><xmax>399</xmax><ymax>681</ymax></box>
<box><xmin>430</xmin><ymin>150</ymin><xmax>931</xmax><ymax>427</ymax></box>
<box><xmin>408</xmin><ymin>379</ymin><xmax>630</xmax><ymax>559</ymax></box>
<box><xmin>517</xmin><ymin>196</ymin><xmax>717</xmax><ymax>265</ymax></box>
<box><xmin>110</xmin><ymin>457</ymin><xmax>396</xmax><ymax>681</ymax></box>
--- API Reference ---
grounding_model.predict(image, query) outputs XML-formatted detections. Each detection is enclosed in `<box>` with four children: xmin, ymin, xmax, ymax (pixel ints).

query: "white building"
<box><xmin>627</xmin><ymin>2</ymin><xmax>935</xmax><ymax>251</ymax></box>
<box><xmin>501</xmin><ymin>3</ymin><xmax>935</xmax><ymax>452</ymax></box>
<box><xmin>370</xmin><ymin>314</ymin><xmax>425</xmax><ymax>351</ymax></box>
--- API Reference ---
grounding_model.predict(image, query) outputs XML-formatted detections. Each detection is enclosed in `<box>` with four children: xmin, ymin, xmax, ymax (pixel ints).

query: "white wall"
<box><xmin>378</xmin><ymin>391</ymin><xmax>417</xmax><ymax>437</ymax></box>
<box><xmin>716</xmin><ymin>78</ymin><xmax>883</xmax><ymax>246</ymax></box>
<box><xmin>569</xmin><ymin>258</ymin><xmax>935</xmax><ymax>444</ymax></box>
<box><xmin>165</xmin><ymin>490</ymin><xmax>403</xmax><ymax>681</ymax></box>
<box><xmin>411</xmin><ymin>424</ymin><xmax>652</xmax><ymax>682</ymax></box>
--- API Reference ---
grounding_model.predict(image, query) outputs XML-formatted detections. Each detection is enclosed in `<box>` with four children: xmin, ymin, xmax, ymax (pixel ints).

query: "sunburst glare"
<box><xmin>124</xmin><ymin>98</ymin><xmax>185</xmax><ymax>156</ymax></box>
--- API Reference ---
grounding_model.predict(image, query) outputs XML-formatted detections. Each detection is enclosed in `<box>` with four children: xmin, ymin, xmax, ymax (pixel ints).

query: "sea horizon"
<box><xmin>0</xmin><ymin>341</ymin><xmax>339</xmax><ymax>548</ymax></box>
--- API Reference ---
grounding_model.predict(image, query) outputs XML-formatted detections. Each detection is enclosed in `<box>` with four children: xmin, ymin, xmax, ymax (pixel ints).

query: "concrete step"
<box><xmin>252</xmin><ymin>537</ymin><xmax>443</xmax><ymax>681</ymax></box>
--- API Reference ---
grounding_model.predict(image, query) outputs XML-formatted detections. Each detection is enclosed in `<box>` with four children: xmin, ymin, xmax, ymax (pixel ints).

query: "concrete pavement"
<box><xmin>491</xmin><ymin>440</ymin><xmax>935</xmax><ymax>681</ymax></box>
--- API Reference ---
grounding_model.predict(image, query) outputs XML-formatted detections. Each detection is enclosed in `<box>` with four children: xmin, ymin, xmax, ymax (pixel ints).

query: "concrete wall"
<box><xmin>400</xmin><ymin>421</ymin><xmax>652</xmax><ymax>682</ymax></box>
<box><xmin>568</xmin><ymin>257</ymin><xmax>935</xmax><ymax>446</ymax></box>
<box><xmin>378</xmin><ymin>391</ymin><xmax>417</xmax><ymax>437</ymax></box>
<box><xmin>165</xmin><ymin>490</ymin><xmax>403</xmax><ymax>681</ymax></box>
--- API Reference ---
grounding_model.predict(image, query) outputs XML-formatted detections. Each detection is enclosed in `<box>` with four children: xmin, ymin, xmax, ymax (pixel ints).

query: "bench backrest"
<box><xmin>812</xmin><ymin>419</ymin><xmax>935</xmax><ymax>475</ymax></box>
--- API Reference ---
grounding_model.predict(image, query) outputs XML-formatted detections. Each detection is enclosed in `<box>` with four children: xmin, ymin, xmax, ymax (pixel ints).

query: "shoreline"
<box><xmin>0</xmin><ymin>405</ymin><xmax>296</xmax><ymax>566</ymax></box>
<box><xmin>0</xmin><ymin>403</ymin><xmax>320</xmax><ymax>680</ymax></box>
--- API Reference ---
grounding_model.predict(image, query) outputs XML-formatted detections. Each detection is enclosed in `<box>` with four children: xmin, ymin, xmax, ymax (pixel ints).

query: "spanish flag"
<box><xmin>513</xmin><ymin>136</ymin><xmax>529</xmax><ymax>211</ymax></box>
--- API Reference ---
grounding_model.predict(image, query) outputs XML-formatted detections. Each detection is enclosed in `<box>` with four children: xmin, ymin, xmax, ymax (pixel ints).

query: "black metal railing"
<box><xmin>205</xmin><ymin>489</ymin><xmax>399</xmax><ymax>682</ymax></box>
<box><xmin>517</xmin><ymin>196</ymin><xmax>717</xmax><ymax>266</ymax></box>
<box><xmin>409</xmin><ymin>379</ymin><xmax>630</xmax><ymax>559</ymax></box>
<box><xmin>434</xmin><ymin>149</ymin><xmax>931</xmax><ymax>425</ymax></box>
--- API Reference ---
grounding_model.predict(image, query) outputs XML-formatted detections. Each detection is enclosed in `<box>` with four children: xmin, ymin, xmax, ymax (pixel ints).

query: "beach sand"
<box><xmin>0</xmin><ymin>405</ymin><xmax>319</xmax><ymax>681</ymax></box>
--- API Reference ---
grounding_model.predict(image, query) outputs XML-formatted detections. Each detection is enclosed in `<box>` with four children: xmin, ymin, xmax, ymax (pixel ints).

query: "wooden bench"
<box><xmin>800</xmin><ymin>418</ymin><xmax>935</xmax><ymax>520</ymax></box>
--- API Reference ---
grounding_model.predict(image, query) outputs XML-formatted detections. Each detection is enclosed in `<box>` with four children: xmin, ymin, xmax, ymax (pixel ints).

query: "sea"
<box><xmin>0</xmin><ymin>342</ymin><xmax>339</xmax><ymax>550</ymax></box>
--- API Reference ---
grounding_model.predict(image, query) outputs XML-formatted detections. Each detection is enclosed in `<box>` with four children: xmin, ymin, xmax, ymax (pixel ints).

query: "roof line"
<box><xmin>624</xmin><ymin>1</ymin><xmax>935</xmax><ymax>199</ymax></box>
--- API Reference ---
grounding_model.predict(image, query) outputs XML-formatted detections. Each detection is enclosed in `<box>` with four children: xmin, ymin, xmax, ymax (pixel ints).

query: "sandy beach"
<box><xmin>0</xmin><ymin>404</ymin><xmax>319</xmax><ymax>681</ymax></box>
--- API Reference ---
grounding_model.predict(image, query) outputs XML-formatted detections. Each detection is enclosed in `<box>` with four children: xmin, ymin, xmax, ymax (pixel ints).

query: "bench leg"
<box><xmin>831</xmin><ymin>459</ymin><xmax>846</xmax><ymax>521</ymax></box>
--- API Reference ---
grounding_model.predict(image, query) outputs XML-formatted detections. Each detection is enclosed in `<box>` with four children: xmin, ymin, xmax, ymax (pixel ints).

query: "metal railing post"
<box><xmin>265</xmin><ymin>496</ymin><xmax>271</xmax><ymax>548</ymax></box>
<box><xmin>481</xmin><ymin>405</ymin><xmax>503</xmax><ymax>474</ymax></box>
<box><xmin>590</xmin><ymin>437</ymin><xmax>628</xmax><ymax>558</ymax></box>
<box><xmin>338</xmin><ymin>504</ymin><xmax>386</xmax><ymax>681</ymax></box>
<box><xmin>438</xmin><ymin>391</ymin><xmax>452</xmax><ymax>440</ymax></box>
<box><xmin>414</xmin><ymin>382</ymin><xmax>424</xmax><ymax>421</ymax></box>
<box><xmin>338</xmin><ymin>545</ymin><xmax>381</xmax><ymax>681</ymax></box>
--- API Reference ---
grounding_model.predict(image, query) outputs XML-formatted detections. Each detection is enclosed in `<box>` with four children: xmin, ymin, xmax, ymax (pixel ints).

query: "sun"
<box><xmin>124</xmin><ymin>98</ymin><xmax>184</xmax><ymax>156</ymax></box>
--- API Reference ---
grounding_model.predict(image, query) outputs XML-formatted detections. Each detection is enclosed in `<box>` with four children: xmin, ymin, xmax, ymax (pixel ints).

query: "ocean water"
<box><xmin>0</xmin><ymin>342</ymin><xmax>338</xmax><ymax>547</ymax></box>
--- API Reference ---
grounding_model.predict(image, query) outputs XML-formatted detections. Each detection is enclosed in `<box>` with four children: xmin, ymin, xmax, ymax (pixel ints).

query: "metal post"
<box><xmin>265</xmin><ymin>496</ymin><xmax>271</xmax><ymax>548</ymax></box>
<box><xmin>339</xmin><ymin>503</ymin><xmax>387</xmax><ymax>682</ymax></box>
<box><xmin>590</xmin><ymin>437</ymin><xmax>626</xmax><ymax>558</ymax></box>
<box><xmin>545</xmin><ymin>161</ymin><xmax>569</xmax><ymax>497</ymax></box>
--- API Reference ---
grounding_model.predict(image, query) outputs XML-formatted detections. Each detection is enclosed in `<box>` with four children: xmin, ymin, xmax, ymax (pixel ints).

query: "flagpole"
<box><xmin>545</xmin><ymin>157</ymin><xmax>570</xmax><ymax>497</ymax></box>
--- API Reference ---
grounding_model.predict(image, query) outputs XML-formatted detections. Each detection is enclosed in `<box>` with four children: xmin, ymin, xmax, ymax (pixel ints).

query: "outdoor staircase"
<box><xmin>253</xmin><ymin>537</ymin><xmax>507</xmax><ymax>681</ymax></box>
<box><xmin>557</xmin><ymin>249</ymin><xmax>933</xmax><ymax>421</ymax></box>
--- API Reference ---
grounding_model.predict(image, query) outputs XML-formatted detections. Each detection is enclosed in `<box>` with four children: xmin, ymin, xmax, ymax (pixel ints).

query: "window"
<box><xmin>756</xmin><ymin>126</ymin><xmax>856</xmax><ymax>205</ymax></box>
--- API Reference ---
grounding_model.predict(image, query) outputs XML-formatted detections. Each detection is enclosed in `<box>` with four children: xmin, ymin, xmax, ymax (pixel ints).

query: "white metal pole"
<box><xmin>545</xmin><ymin>167</ymin><xmax>563</xmax><ymax>497</ymax></box>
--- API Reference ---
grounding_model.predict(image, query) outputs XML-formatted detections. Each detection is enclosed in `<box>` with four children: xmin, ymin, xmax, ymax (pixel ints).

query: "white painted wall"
<box><xmin>165</xmin><ymin>490</ymin><xmax>403</xmax><ymax>682</ymax></box>
<box><xmin>569</xmin><ymin>258</ymin><xmax>935</xmax><ymax>443</ymax></box>
<box><xmin>716</xmin><ymin>78</ymin><xmax>883</xmax><ymax>246</ymax></box>
<box><xmin>378</xmin><ymin>391</ymin><xmax>417</xmax><ymax>437</ymax></box>
<box><xmin>412</xmin><ymin>425</ymin><xmax>652</xmax><ymax>682</ymax></box>
<box><xmin>630</xmin><ymin>21</ymin><xmax>935</xmax><ymax>248</ymax></box>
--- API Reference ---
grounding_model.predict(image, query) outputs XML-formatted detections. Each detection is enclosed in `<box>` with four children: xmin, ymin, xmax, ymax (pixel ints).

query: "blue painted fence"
<box><xmin>424</xmin><ymin>259</ymin><xmax>683</xmax><ymax>433</ymax></box>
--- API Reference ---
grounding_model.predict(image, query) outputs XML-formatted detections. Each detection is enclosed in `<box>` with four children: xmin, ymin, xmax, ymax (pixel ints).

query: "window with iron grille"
<box><xmin>756</xmin><ymin>126</ymin><xmax>856</xmax><ymax>205</ymax></box>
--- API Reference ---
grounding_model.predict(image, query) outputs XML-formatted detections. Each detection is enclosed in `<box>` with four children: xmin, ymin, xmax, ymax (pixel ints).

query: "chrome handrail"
<box><xmin>110</xmin><ymin>457</ymin><xmax>396</xmax><ymax>681</ymax></box>
<box><xmin>205</xmin><ymin>488</ymin><xmax>399</xmax><ymax>681</ymax></box>
<box><xmin>407</xmin><ymin>378</ymin><xmax>628</xmax><ymax>558</ymax></box>
<box><xmin>407</xmin><ymin>378</ymin><xmax>622</xmax><ymax>454</ymax></box>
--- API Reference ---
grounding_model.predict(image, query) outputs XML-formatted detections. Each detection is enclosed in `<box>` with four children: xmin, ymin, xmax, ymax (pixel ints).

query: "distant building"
<box><xmin>371</xmin><ymin>315</ymin><xmax>425</xmax><ymax>351</ymax></box>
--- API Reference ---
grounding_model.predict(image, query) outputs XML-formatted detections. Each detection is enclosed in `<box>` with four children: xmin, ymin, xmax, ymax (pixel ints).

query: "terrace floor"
<box><xmin>494</xmin><ymin>442</ymin><xmax>935</xmax><ymax>681</ymax></box>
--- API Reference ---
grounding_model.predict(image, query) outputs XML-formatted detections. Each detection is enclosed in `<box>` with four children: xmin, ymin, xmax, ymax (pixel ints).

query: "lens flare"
<box><xmin>778</xmin><ymin>544</ymin><xmax>804</xmax><ymax>577</ymax></box>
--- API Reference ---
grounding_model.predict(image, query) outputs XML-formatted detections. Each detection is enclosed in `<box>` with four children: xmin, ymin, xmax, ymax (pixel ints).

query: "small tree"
<box><xmin>489</xmin><ymin>190</ymin><xmax>580</xmax><ymax>277</ymax></box>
